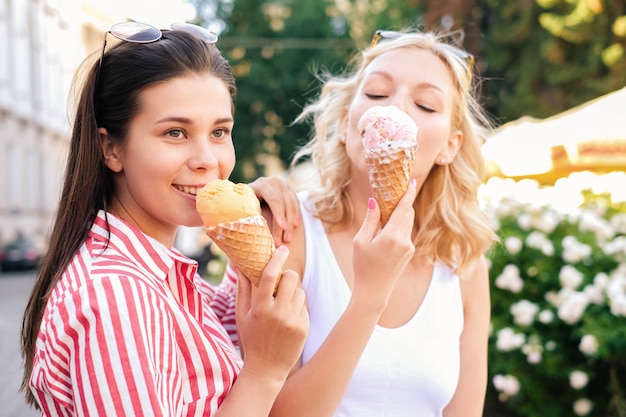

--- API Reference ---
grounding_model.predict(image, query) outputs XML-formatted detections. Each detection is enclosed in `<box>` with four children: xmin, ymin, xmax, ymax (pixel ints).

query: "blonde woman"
<box><xmin>251</xmin><ymin>29</ymin><xmax>496</xmax><ymax>417</ymax></box>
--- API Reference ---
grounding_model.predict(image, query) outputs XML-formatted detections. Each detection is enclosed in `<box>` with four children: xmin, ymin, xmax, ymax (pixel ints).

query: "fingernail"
<box><xmin>277</xmin><ymin>245</ymin><xmax>289</xmax><ymax>253</ymax></box>
<box><xmin>368</xmin><ymin>198</ymin><xmax>376</xmax><ymax>210</ymax></box>
<box><xmin>410</xmin><ymin>178</ymin><xmax>417</xmax><ymax>188</ymax></box>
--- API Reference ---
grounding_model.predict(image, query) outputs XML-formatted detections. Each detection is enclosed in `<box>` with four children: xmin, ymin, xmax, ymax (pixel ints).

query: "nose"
<box><xmin>189</xmin><ymin>139</ymin><xmax>219</xmax><ymax>171</ymax></box>
<box><xmin>388</xmin><ymin>93</ymin><xmax>411</xmax><ymax>113</ymax></box>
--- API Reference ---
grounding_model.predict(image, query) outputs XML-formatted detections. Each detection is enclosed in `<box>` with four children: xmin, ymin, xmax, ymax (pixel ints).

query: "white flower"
<box><xmin>569</xmin><ymin>370</ymin><xmax>589</xmax><ymax>389</ymax></box>
<box><xmin>606</xmin><ymin>269</ymin><xmax>626</xmax><ymax>316</ymax></box>
<box><xmin>493</xmin><ymin>374</ymin><xmax>520</xmax><ymax>396</ymax></box>
<box><xmin>526</xmin><ymin>231</ymin><xmax>547</xmax><ymax>249</ymax></box>
<box><xmin>603</xmin><ymin>236</ymin><xmax>626</xmax><ymax>260</ymax></box>
<box><xmin>541</xmin><ymin>241</ymin><xmax>555</xmax><ymax>256</ymax></box>
<box><xmin>583</xmin><ymin>284</ymin><xmax>604</xmax><ymax>305</ymax></box>
<box><xmin>609</xmin><ymin>295</ymin><xmax>626</xmax><ymax>317</ymax></box>
<box><xmin>526</xmin><ymin>231</ymin><xmax>554</xmax><ymax>256</ymax></box>
<box><xmin>545</xmin><ymin>290</ymin><xmax>560</xmax><ymax>306</ymax></box>
<box><xmin>510</xmin><ymin>300</ymin><xmax>539</xmax><ymax>326</ymax></box>
<box><xmin>557</xmin><ymin>291</ymin><xmax>589</xmax><ymax>324</ymax></box>
<box><xmin>573</xmin><ymin>398</ymin><xmax>593</xmax><ymax>416</ymax></box>
<box><xmin>579</xmin><ymin>335</ymin><xmax>599</xmax><ymax>356</ymax></box>
<box><xmin>579</xmin><ymin>210</ymin><xmax>614</xmax><ymax>241</ymax></box>
<box><xmin>526</xmin><ymin>351</ymin><xmax>542</xmax><ymax>364</ymax></box>
<box><xmin>559</xmin><ymin>265</ymin><xmax>585</xmax><ymax>290</ymax></box>
<box><xmin>517</xmin><ymin>213</ymin><xmax>532</xmax><ymax>230</ymax></box>
<box><xmin>521</xmin><ymin>336</ymin><xmax>543</xmax><ymax>364</ymax></box>
<box><xmin>537</xmin><ymin>210</ymin><xmax>560</xmax><ymax>233</ymax></box>
<box><xmin>562</xmin><ymin>236</ymin><xmax>592</xmax><ymax>263</ymax></box>
<box><xmin>504</xmin><ymin>236</ymin><xmax>523</xmax><ymax>255</ymax></box>
<box><xmin>496</xmin><ymin>327</ymin><xmax>525</xmax><ymax>352</ymax></box>
<box><xmin>594</xmin><ymin>272</ymin><xmax>609</xmax><ymax>288</ymax></box>
<box><xmin>611</xmin><ymin>213</ymin><xmax>626</xmax><ymax>234</ymax></box>
<box><xmin>495</xmin><ymin>264</ymin><xmax>524</xmax><ymax>293</ymax></box>
<box><xmin>538</xmin><ymin>309</ymin><xmax>554</xmax><ymax>324</ymax></box>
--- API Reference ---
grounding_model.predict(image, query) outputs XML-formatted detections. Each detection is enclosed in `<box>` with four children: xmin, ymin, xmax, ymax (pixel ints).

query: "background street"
<box><xmin>0</xmin><ymin>271</ymin><xmax>40</xmax><ymax>417</ymax></box>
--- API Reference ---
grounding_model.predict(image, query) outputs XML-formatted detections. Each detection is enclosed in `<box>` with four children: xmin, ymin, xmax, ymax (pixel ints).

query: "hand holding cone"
<box><xmin>359</xmin><ymin>106</ymin><xmax>419</xmax><ymax>225</ymax></box>
<box><xmin>196</xmin><ymin>179</ymin><xmax>276</xmax><ymax>287</ymax></box>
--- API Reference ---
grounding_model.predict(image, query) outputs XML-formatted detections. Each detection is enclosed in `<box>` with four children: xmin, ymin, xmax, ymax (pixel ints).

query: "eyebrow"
<box><xmin>366</xmin><ymin>71</ymin><xmax>445</xmax><ymax>94</ymax></box>
<box><xmin>155</xmin><ymin>116</ymin><xmax>234</xmax><ymax>125</ymax></box>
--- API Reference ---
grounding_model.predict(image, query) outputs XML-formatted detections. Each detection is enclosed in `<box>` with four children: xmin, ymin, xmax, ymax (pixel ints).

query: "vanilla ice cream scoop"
<box><xmin>196</xmin><ymin>179</ymin><xmax>261</xmax><ymax>228</ymax></box>
<box><xmin>358</xmin><ymin>105</ymin><xmax>418</xmax><ymax>150</ymax></box>
<box><xmin>196</xmin><ymin>179</ymin><xmax>276</xmax><ymax>288</ymax></box>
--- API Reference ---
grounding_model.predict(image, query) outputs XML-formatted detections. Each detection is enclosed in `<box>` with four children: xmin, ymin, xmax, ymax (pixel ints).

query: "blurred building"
<box><xmin>0</xmin><ymin>0</ymin><xmax>193</xmax><ymax>250</ymax></box>
<box><xmin>0</xmin><ymin>0</ymin><xmax>102</xmax><ymax>248</ymax></box>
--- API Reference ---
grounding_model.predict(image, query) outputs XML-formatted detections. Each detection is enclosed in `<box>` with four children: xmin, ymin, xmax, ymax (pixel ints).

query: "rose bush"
<box><xmin>482</xmin><ymin>172</ymin><xmax>626</xmax><ymax>417</ymax></box>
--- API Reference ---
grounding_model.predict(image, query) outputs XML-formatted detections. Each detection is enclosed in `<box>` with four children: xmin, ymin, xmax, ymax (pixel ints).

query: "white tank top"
<box><xmin>299</xmin><ymin>194</ymin><xmax>464</xmax><ymax>417</ymax></box>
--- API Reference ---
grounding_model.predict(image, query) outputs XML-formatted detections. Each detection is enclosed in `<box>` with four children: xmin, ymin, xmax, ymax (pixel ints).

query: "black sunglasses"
<box><xmin>370</xmin><ymin>30</ymin><xmax>475</xmax><ymax>82</ymax></box>
<box><xmin>97</xmin><ymin>22</ymin><xmax>218</xmax><ymax>81</ymax></box>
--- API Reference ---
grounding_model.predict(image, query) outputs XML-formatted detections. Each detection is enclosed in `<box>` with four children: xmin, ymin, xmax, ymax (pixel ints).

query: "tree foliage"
<box><xmin>478</xmin><ymin>0</ymin><xmax>626</xmax><ymax>124</ymax></box>
<box><xmin>190</xmin><ymin>0</ymin><xmax>626</xmax><ymax>182</ymax></box>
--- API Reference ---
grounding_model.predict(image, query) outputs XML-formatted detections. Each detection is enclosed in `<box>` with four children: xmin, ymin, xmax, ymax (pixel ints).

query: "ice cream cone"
<box><xmin>365</xmin><ymin>143</ymin><xmax>418</xmax><ymax>225</ymax></box>
<box><xmin>206</xmin><ymin>215</ymin><xmax>276</xmax><ymax>288</ymax></box>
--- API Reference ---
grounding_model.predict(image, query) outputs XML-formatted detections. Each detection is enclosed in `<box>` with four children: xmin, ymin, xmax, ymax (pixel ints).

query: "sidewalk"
<box><xmin>0</xmin><ymin>272</ymin><xmax>40</xmax><ymax>417</ymax></box>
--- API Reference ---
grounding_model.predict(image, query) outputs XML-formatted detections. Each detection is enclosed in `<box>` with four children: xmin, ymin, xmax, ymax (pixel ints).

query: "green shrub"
<box><xmin>483</xmin><ymin>172</ymin><xmax>626</xmax><ymax>417</ymax></box>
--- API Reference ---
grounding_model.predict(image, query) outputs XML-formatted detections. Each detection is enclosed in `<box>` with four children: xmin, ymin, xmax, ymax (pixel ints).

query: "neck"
<box><xmin>109</xmin><ymin>196</ymin><xmax>177</xmax><ymax>248</ymax></box>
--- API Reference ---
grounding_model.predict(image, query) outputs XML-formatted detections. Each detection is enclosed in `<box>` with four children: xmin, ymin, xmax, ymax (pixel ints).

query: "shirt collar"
<box><xmin>89</xmin><ymin>210</ymin><xmax>198</xmax><ymax>282</ymax></box>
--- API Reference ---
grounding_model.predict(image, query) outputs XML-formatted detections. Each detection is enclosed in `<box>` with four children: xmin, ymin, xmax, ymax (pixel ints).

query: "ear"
<box><xmin>436</xmin><ymin>129</ymin><xmax>462</xmax><ymax>166</ymax></box>
<box><xmin>99</xmin><ymin>127</ymin><xmax>123</xmax><ymax>172</ymax></box>
<box><xmin>338</xmin><ymin>112</ymin><xmax>349</xmax><ymax>144</ymax></box>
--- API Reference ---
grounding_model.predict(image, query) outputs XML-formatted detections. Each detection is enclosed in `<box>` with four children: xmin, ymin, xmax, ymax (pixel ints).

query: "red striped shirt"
<box><xmin>30</xmin><ymin>211</ymin><xmax>242</xmax><ymax>416</ymax></box>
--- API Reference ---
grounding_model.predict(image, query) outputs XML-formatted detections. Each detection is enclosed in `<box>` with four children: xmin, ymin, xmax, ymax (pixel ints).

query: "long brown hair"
<box><xmin>20</xmin><ymin>28</ymin><xmax>236</xmax><ymax>407</ymax></box>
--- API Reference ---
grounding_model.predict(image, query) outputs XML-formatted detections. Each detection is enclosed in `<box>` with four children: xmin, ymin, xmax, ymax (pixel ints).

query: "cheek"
<box><xmin>416</xmin><ymin>121</ymin><xmax>451</xmax><ymax>153</ymax></box>
<box><xmin>217</xmin><ymin>145</ymin><xmax>237</xmax><ymax>177</ymax></box>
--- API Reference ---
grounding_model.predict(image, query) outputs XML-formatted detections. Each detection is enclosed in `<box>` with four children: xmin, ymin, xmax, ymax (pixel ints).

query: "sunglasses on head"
<box><xmin>97</xmin><ymin>22</ymin><xmax>218</xmax><ymax>81</ymax></box>
<box><xmin>370</xmin><ymin>30</ymin><xmax>474</xmax><ymax>82</ymax></box>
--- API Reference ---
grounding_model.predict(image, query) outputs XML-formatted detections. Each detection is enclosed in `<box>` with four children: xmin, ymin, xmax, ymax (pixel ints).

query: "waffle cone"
<box><xmin>365</xmin><ymin>144</ymin><xmax>418</xmax><ymax>225</ymax></box>
<box><xmin>207</xmin><ymin>215</ymin><xmax>276</xmax><ymax>287</ymax></box>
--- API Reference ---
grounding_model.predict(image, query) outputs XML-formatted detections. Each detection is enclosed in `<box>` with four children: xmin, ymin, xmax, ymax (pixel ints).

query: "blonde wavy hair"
<box><xmin>291</xmin><ymin>30</ymin><xmax>496</xmax><ymax>276</ymax></box>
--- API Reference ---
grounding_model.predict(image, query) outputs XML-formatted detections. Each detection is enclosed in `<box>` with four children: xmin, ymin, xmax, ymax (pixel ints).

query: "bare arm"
<box><xmin>215</xmin><ymin>247</ymin><xmax>309</xmax><ymax>417</ymax></box>
<box><xmin>443</xmin><ymin>256</ymin><xmax>491</xmax><ymax>417</ymax></box>
<box><xmin>270</xmin><ymin>183</ymin><xmax>418</xmax><ymax>417</ymax></box>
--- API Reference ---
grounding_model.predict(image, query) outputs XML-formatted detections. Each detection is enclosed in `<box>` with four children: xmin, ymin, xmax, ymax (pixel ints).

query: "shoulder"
<box><xmin>458</xmin><ymin>255</ymin><xmax>490</xmax><ymax>313</ymax></box>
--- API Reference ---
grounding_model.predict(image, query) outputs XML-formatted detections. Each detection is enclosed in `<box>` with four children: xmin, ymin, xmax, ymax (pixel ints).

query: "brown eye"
<box><xmin>213</xmin><ymin>128</ymin><xmax>229</xmax><ymax>138</ymax></box>
<box><xmin>167</xmin><ymin>129</ymin><xmax>185</xmax><ymax>138</ymax></box>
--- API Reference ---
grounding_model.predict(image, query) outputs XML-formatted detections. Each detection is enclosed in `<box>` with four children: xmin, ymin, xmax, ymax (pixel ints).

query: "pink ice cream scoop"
<box><xmin>358</xmin><ymin>105</ymin><xmax>419</xmax><ymax>225</ymax></box>
<box><xmin>358</xmin><ymin>105</ymin><xmax>419</xmax><ymax>150</ymax></box>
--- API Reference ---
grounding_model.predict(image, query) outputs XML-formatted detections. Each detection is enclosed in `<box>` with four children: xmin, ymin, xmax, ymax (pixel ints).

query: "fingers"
<box><xmin>387</xmin><ymin>178</ymin><xmax>418</xmax><ymax>224</ymax></box>
<box><xmin>256</xmin><ymin>245</ymin><xmax>289</xmax><ymax>298</ymax></box>
<box><xmin>353</xmin><ymin>197</ymin><xmax>381</xmax><ymax>245</ymax></box>
<box><xmin>274</xmin><ymin>190</ymin><xmax>301</xmax><ymax>245</ymax></box>
<box><xmin>355</xmin><ymin>178</ymin><xmax>417</xmax><ymax>245</ymax></box>
<box><xmin>248</xmin><ymin>176</ymin><xmax>301</xmax><ymax>246</ymax></box>
<box><xmin>272</xmin><ymin>269</ymin><xmax>301</xmax><ymax>304</ymax></box>
<box><xmin>236</xmin><ymin>267</ymin><xmax>252</xmax><ymax>315</ymax></box>
<box><xmin>271</xmin><ymin>218</ymin><xmax>290</xmax><ymax>247</ymax></box>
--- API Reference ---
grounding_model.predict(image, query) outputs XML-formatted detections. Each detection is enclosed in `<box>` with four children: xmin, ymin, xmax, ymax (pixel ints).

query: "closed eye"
<box><xmin>365</xmin><ymin>93</ymin><xmax>388</xmax><ymax>100</ymax></box>
<box><xmin>417</xmin><ymin>104</ymin><xmax>435</xmax><ymax>113</ymax></box>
